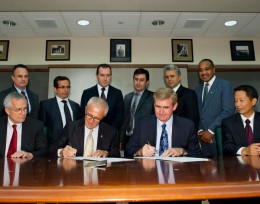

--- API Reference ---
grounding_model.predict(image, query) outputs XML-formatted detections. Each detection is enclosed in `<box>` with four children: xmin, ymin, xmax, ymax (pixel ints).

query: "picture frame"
<box><xmin>0</xmin><ymin>40</ymin><xmax>10</xmax><ymax>61</ymax></box>
<box><xmin>45</xmin><ymin>40</ymin><xmax>70</xmax><ymax>61</ymax></box>
<box><xmin>110</xmin><ymin>39</ymin><xmax>131</xmax><ymax>62</ymax></box>
<box><xmin>172</xmin><ymin>39</ymin><xmax>193</xmax><ymax>62</ymax></box>
<box><xmin>230</xmin><ymin>40</ymin><xmax>255</xmax><ymax>61</ymax></box>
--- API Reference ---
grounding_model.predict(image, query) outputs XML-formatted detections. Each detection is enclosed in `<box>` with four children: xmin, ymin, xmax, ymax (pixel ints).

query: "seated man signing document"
<box><xmin>57</xmin><ymin>97</ymin><xmax>120</xmax><ymax>158</ymax></box>
<box><xmin>125</xmin><ymin>87</ymin><xmax>201</xmax><ymax>158</ymax></box>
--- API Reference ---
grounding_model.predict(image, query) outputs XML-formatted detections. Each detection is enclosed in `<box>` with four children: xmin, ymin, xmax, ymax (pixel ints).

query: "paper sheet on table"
<box><xmin>135</xmin><ymin>156</ymin><xmax>209</xmax><ymax>162</ymax></box>
<box><xmin>73</xmin><ymin>157</ymin><xmax>135</xmax><ymax>162</ymax></box>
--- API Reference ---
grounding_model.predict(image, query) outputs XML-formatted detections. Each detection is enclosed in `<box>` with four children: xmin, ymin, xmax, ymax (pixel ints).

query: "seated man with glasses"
<box><xmin>56</xmin><ymin>97</ymin><xmax>120</xmax><ymax>158</ymax></box>
<box><xmin>0</xmin><ymin>92</ymin><xmax>47</xmax><ymax>158</ymax></box>
<box><xmin>38</xmin><ymin>76</ymin><xmax>83</xmax><ymax>156</ymax></box>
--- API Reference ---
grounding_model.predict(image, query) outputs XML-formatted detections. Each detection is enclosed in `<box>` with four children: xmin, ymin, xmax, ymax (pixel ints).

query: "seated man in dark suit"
<box><xmin>125</xmin><ymin>87</ymin><xmax>201</xmax><ymax>158</ymax></box>
<box><xmin>222</xmin><ymin>85</ymin><xmax>260</xmax><ymax>156</ymax></box>
<box><xmin>164</xmin><ymin>64</ymin><xmax>199</xmax><ymax>131</ymax></box>
<box><xmin>57</xmin><ymin>97</ymin><xmax>120</xmax><ymax>158</ymax></box>
<box><xmin>0</xmin><ymin>64</ymin><xmax>39</xmax><ymax>119</ymax></box>
<box><xmin>38</xmin><ymin>76</ymin><xmax>83</xmax><ymax>156</ymax></box>
<box><xmin>0</xmin><ymin>92</ymin><xmax>47</xmax><ymax>158</ymax></box>
<box><xmin>80</xmin><ymin>63</ymin><xmax>124</xmax><ymax>131</ymax></box>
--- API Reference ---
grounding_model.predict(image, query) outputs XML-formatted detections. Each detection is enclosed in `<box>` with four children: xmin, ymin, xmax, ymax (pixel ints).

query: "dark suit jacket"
<box><xmin>195</xmin><ymin>77</ymin><xmax>235</xmax><ymax>157</ymax></box>
<box><xmin>80</xmin><ymin>85</ymin><xmax>124</xmax><ymax>130</ymax></box>
<box><xmin>0</xmin><ymin>86</ymin><xmax>39</xmax><ymax>119</ymax></box>
<box><xmin>38</xmin><ymin>97</ymin><xmax>83</xmax><ymax>156</ymax></box>
<box><xmin>0</xmin><ymin>116</ymin><xmax>47</xmax><ymax>157</ymax></box>
<box><xmin>125</xmin><ymin>115</ymin><xmax>201</xmax><ymax>157</ymax></box>
<box><xmin>120</xmin><ymin>89</ymin><xmax>154</xmax><ymax>147</ymax></box>
<box><xmin>57</xmin><ymin>119</ymin><xmax>120</xmax><ymax>157</ymax></box>
<box><xmin>222</xmin><ymin>112</ymin><xmax>260</xmax><ymax>155</ymax></box>
<box><xmin>174</xmin><ymin>85</ymin><xmax>199</xmax><ymax>131</ymax></box>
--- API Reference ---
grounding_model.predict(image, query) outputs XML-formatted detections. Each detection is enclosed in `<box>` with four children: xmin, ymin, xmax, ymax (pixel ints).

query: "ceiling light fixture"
<box><xmin>224</xmin><ymin>20</ymin><xmax>237</xmax><ymax>27</ymax></box>
<box><xmin>77</xmin><ymin>20</ymin><xmax>90</xmax><ymax>26</ymax></box>
<box><xmin>2</xmin><ymin>20</ymin><xmax>16</xmax><ymax>27</ymax></box>
<box><xmin>152</xmin><ymin>20</ymin><xmax>165</xmax><ymax>26</ymax></box>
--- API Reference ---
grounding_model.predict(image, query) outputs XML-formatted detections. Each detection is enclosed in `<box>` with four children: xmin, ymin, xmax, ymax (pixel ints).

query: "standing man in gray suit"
<box><xmin>196</xmin><ymin>59</ymin><xmax>235</xmax><ymax>157</ymax></box>
<box><xmin>120</xmin><ymin>68</ymin><xmax>154</xmax><ymax>152</ymax></box>
<box><xmin>0</xmin><ymin>64</ymin><xmax>39</xmax><ymax>119</ymax></box>
<box><xmin>38</xmin><ymin>76</ymin><xmax>83</xmax><ymax>156</ymax></box>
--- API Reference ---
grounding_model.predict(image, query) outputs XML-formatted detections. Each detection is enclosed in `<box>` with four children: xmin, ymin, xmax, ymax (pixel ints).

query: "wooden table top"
<box><xmin>0</xmin><ymin>156</ymin><xmax>260</xmax><ymax>203</ymax></box>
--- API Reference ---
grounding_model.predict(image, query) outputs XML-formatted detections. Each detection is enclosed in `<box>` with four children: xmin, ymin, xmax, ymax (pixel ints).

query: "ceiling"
<box><xmin>0</xmin><ymin>0</ymin><xmax>260</xmax><ymax>38</ymax></box>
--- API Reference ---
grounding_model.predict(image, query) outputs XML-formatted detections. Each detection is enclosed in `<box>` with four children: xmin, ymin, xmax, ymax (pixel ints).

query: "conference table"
<box><xmin>0</xmin><ymin>156</ymin><xmax>260</xmax><ymax>203</ymax></box>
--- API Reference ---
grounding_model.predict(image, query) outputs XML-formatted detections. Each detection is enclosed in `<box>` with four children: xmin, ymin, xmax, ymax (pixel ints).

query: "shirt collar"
<box><xmin>56</xmin><ymin>95</ymin><xmax>69</xmax><ymax>103</ymax></box>
<box><xmin>240</xmin><ymin>112</ymin><xmax>255</xmax><ymax>124</ymax></box>
<box><xmin>7</xmin><ymin>117</ymin><xmax>22</xmax><ymax>128</ymax></box>
<box><xmin>157</xmin><ymin>114</ymin><xmax>173</xmax><ymax>127</ymax></box>
<box><xmin>14</xmin><ymin>85</ymin><xmax>27</xmax><ymax>93</ymax></box>
<box><xmin>205</xmin><ymin>75</ymin><xmax>216</xmax><ymax>86</ymax></box>
<box><xmin>97</xmin><ymin>84</ymin><xmax>109</xmax><ymax>91</ymax></box>
<box><xmin>173</xmin><ymin>83</ymin><xmax>181</xmax><ymax>93</ymax></box>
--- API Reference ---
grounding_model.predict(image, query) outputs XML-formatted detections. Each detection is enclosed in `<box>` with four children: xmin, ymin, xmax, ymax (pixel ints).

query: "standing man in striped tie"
<box><xmin>222</xmin><ymin>85</ymin><xmax>260</xmax><ymax>156</ymax></box>
<box><xmin>125</xmin><ymin>87</ymin><xmax>201</xmax><ymax>158</ymax></box>
<box><xmin>0</xmin><ymin>64</ymin><xmax>39</xmax><ymax>119</ymax></box>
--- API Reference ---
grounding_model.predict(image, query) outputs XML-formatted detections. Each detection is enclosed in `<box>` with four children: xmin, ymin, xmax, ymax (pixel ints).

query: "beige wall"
<box><xmin>1</xmin><ymin>37</ymin><xmax>260</xmax><ymax>66</ymax></box>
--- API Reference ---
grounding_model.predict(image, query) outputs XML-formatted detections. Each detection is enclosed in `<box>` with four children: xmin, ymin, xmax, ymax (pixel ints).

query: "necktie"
<box><xmin>245</xmin><ymin>119</ymin><xmax>254</xmax><ymax>145</ymax></box>
<box><xmin>202</xmin><ymin>83</ymin><xmax>209</xmax><ymax>107</ymax></box>
<box><xmin>159</xmin><ymin>124</ymin><xmax>168</xmax><ymax>155</ymax></box>
<box><xmin>21</xmin><ymin>91</ymin><xmax>29</xmax><ymax>114</ymax></box>
<box><xmin>126</xmin><ymin>93</ymin><xmax>138</xmax><ymax>134</ymax></box>
<box><xmin>84</xmin><ymin>129</ymin><xmax>94</xmax><ymax>157</ymax></box>
<box><xmin>7</xmin><ymin>125</ymin><xmax>17</xmax><ymax>157</ymax></box>
<box><xmin>62</xmin><ymin>100</ymin><xmax>72</xmax><ymax>123</ymax></box>
<box><xmin>7</xmin><ymin>159</ymin><xmax>16</xmax><ymax>186</ymax></box>
<box><xmin>101</xmin><ymin>88</ymin><xmax>106</xmax><ymax>100</ymax></box>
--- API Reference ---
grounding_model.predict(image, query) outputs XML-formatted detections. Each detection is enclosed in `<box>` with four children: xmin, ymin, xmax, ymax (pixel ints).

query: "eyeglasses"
<box><xmin>57</xmin><ymin>86</ymin><xmax>71</xmax><ymax>89</ymax></box>
<box><xmin>85</xmin><ymin>113</ymin><xmax>102</xmax><ymax>122</ymax></box>
<box><xmin>8</xmin><ymin>107</ymin><xmax>28</xmax><ymax>114</ymax></box>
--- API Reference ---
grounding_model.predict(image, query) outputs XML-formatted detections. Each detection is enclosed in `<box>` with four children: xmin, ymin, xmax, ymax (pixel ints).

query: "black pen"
<box><xmin>147</xmin><ymin>140</ymin><xmax>151</xmax><ymax>145</ymax></box>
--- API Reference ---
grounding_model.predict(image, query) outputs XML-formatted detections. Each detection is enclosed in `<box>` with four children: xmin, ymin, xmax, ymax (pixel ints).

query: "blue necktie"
<box><xmin>159</xmin><ymin>124</ymin><xmax>168</xmax><ymax>155</ymax></box>
<box><xmin>202</xmin><ymin>83</ymin><xmax>209</xmax><ymax>107</ymax></box>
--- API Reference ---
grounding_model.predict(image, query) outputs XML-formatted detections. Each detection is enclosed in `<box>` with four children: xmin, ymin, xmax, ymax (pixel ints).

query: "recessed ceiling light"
<box><xmin>3</xmin><ymin>20</ymin><xmax>16</xmax><ymax>27</ymax></box>
<box><xmin>77</xmin><ymin>20</ymin><xmax>90</xmax><ymax>26</ymax></box>
<box><xmin>224</xmin><ymin>20</ymin><xmax>237</xmax><ymax>27</ymax></box>
<box><xmin>152</xmin><ymin>20</ymin><xmax>165</xmax><ymax>26</ymax></box>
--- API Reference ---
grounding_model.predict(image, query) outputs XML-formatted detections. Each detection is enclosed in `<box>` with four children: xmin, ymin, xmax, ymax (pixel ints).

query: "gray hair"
<box><xmin>153</xmin><ymin>87</ymin><xmax>178</xmax><ymax>105</ymax></box>
<box><xmin>86</xmin><ymin>97</ymin><xmax>109</xmax><ymax>115</ymax></box>
<box><xmin>3</xmin><ymin>92</ymin><xmax>26</xmax><ymax>108</ymax></box>
<box><xmin>163</xmin><ymin>64</ymin><xmax>181</xmax><ymax>76</ymax></box>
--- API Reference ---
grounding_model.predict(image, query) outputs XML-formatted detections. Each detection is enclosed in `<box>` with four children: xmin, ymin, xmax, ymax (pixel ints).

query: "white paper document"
<box><xmin>135</xmin><ymin>156</ymin><xmax>209</xmax><ymax>162</ymax></box>
<box><xmin>73</xmin><ymin>157</ymin><xmax>135</xmax><ymax>163</ymax></box>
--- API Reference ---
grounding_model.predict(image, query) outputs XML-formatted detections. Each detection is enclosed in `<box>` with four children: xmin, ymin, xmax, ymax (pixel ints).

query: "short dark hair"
<box><xmin>96</xmin><ymin>64</ymin><xmax>111</xmax><ymax>75</ymax></box>
<box><xmin>133</xmin><ymin>68</ymin><xmax>150</xmax><ymax>81</ymax></box>
<box><xmin>234</xmin><ymin>85</ymin><xmax>258</xmax><ymax>100</ymax></box>
<box><xmin>53</xmin><ymin>76</ymin><xmax>70</xmax><ymax>88</ymax></box>
<box><xmin>198</xmin><ymin>59</ymin><xmax>214</xmax><ymax>68</ymax></box>
<box><xmin>12</xmin><ymin>64</ymin><xmax>28</xmax><ymax>75</ymax></box>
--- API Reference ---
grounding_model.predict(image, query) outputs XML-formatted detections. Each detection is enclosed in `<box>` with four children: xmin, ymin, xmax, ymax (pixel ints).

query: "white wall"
<box><xmin>1</xmin><ymin>37</ymin><xmax>260</xmax><ymax>66</ymax></box>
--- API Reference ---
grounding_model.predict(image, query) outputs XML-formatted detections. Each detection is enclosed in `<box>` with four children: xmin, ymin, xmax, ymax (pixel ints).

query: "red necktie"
<box><xmin>7</xmin><ymin>125</ymin><xmax>17</xmax><ymax>157</ymax></box>
<box><xmin>245</xmin><ymin>119</ymin><xmax>254</xmax><ymax>145</ymax></box>
<box><xmin>7</xmin><ymin>158</ymin><xmax>16</xmax><ymax>185</ymax></box>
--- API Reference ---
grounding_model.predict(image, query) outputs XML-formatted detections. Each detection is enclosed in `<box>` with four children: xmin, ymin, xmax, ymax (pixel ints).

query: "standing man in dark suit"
<box><xmin>120</xmin><ymin>68</ymin><xmax>154</xmax><ymax>151</ymax></box>
<box><xmin>58</xmin><ymin>97</ymin><xmax>120</xmax><ymax>158</ymax></box>
<box><xmin>80</xmin><ymin>63</ymin><xmax>124</xmax><ymax>131</ymax></box>
<box><xmin>0</xmin><ymin>64</ymin><xmax>39</xmax><ymax>119</ymax></box>
<box><xmin>0</xmin><ymin>92</ymin><xmax>47</xmax><ymax>158</ymax></box>
<box><xmin>196</xmin><ymin>59</ymin><xmax>235</xmax><ymax>157</ymax></box>
<box><xmin>222</xmin><ymin>85</ymin><xmax>260</xmax><ymax>156</ymax></box>
<box><xmin>38</xmin><ymin>76</ymin><xmax>83</xmax><ymax>156</ymax></box>
<box><xmin>125</xmin><ymin>87</ymin><xmax>201</xmax><ymax>158</ymax></box>
<box><xmin>164</xmin><ymin>64</ymin><xmax>199</xmax><ymax>130</ymax></box>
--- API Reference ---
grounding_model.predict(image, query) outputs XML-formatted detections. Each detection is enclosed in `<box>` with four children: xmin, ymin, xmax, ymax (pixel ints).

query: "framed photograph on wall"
<box><xmin>0</xmin><ymin>40</ymin><xmax>9</xmax><ymax>61</ymax></box>
<box><xmin>172</xmin><ymin>39</ymin><xmax>193</xmax><ymax>62</ymax></box>
<box><xmin>110</xmin><ymin>39</ymin><xmax>131</xmax><ymax>62</ymax></box>
<box><xmin>230</xmin><ymin>40</ymin><xmax>255</xmax><ymax>61</ymax></box>
<box><xmin>46</xmin><ymin>40</ymin><xmax>70</xmax><ymax>61</ymax></box>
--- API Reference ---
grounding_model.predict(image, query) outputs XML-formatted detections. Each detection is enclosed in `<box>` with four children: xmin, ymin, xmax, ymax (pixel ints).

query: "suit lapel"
<box><xmin>135</xmin><ymin>90</ymin><xmax>148</xmax><ymax>112</ymax></box>
<box><xmin>78</xmin><ymin>119</ymin><xmax>86</xmax><ymax>154</ymax></box>
<box><xmin>0</xmin><ymin>117</ymin><xmax>8</xmax><ymax>156</ymax></box>
<box><xmin>203</xmin><ymin>77</ymin><xmax>218</xmax><ymax>108</ymax></box>
<box><xmin>234</xmin><ymin>114</ymin><xmax>248</xmax><ymax>144</ymax></box>
<box><xmin>253</xmin><ymin>112</ymin><xmax>260</xmax><ymax>142</ymax></box>
<box><xmin>52</xmin><ymin>98</ymin><xmax>64</xmax><ymax>127</ymax></box>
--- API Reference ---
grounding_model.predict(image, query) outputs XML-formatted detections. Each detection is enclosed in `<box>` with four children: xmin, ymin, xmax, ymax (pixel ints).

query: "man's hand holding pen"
<box><xmin>60</xmin><ymin>145</ymin><xmax>77</xmax><ymax>157</ymax></box>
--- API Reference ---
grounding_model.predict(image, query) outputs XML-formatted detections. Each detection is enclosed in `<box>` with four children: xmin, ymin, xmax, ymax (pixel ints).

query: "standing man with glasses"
<box><xmin>57</xmin><ymin>97</ymin><xmax>120</xmax><ymax>158</ymax></box>
<box><xmin>125</xmin><ymin>87</ymin><xmax>201</xmax><ymax>158</ymax></box>
<box><xmin>195</xmin><ymin>59</ymin><xmax>234</xmax><ymax>157</ymax></box>
<box><xmin>0</xmin><ymin>92</ymin><xmax>47</xmax><ymax>158</ymax></box>
<box><xmin>80</xmin><ymin>63</ymin><xmax>124</xmax><ymax>131</ymax></box>
<box><xmin>0</xmin><ymin>64</ymin><xmax>39</xmax><ymax>119</ymax></box>
<box><xmin>38</xmin><ymin>76</ymin><xmax>83</xmax><ymax>156</ymax></box>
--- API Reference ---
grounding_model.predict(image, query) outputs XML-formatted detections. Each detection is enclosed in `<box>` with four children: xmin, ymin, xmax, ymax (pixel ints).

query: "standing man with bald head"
<box><xmin>0</xmin><ymin>64</ymin><xmax>39</xmax><ymax>119</ymax></box>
